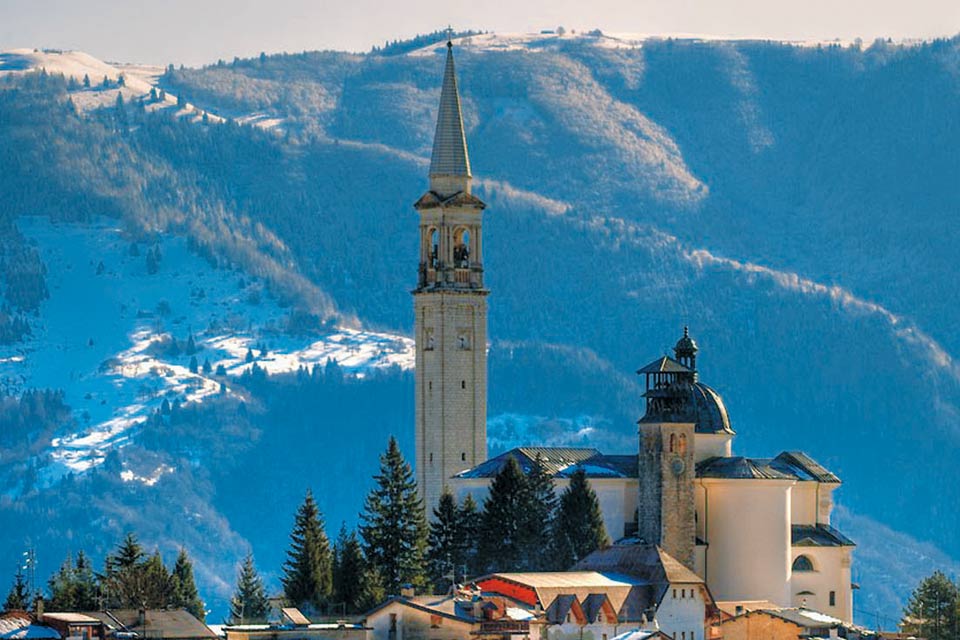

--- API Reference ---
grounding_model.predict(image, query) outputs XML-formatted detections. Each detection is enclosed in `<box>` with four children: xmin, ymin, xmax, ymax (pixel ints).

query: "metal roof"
<box><xmin>636</xmin><ymin>356</ymin><xmax>692</xmax><ymax>375</ymax></box>
<box><xmin>456</xmin><ymin>448</ymin><xmax>641</xmax><ymax>480</ymax></box>
<box><xmin>696</xmin><ymin>456</ymin><xmax>795</xmax><ymax>480</ymax></box>
<box><xmin>82</xmin><ymin>610</ymin><xmax>217</xmax><ymax>640</ymax></box>
<box><xmin>770</xmin><ymin>452</ymin><xmax>841</xmax><ymax>484</ymax></box>
<box><xmin>792</xmin><ymin>524</ymin><xmax>855</xmax><ymax>547</ymax></box>
<box><xmin>429</xmin><ymin>42</ymin><xmax>471</xmax><ymax>179</ymax></box>
<box><xmin>691</xmin><ymin>382</ymin><xmax>734</xmax><ymax>435</ymax></box>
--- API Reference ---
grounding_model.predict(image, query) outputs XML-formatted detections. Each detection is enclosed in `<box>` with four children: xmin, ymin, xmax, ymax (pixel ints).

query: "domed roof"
<box><xmin>691</xmin><ymin>382</ymin><xmax>734</xmax><ymax>434</ymax></box>
<box><xmin>674</xmin><ymin>326</ymin><xmax>698</xmax><ymax>357</ymax></box>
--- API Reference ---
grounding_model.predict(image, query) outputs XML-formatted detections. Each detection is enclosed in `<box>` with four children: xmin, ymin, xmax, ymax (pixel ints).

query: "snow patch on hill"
<box><xmin>0</xmin><ymin>48</ymin><xmax>222</xmax><ymax>123</ymax></box>
<box><xmin>0</xmin><ymin>217</ymin><xmax>413</xmax><ymax>484</ymax></box>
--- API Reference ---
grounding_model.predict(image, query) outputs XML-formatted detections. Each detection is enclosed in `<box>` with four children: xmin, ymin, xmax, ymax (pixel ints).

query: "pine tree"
<box><xmin>101</xmin><ymin>532</ymin><xmax>146</xmax><ymax>608</ymax></box>
<box><xmin>141</xmin><ymin>551</ymin><xmax>173</xmax><ymax>608</ymax></box>
<box><xmin>171</xmin><ymin>548</ymin><xmax>204</xmax><ymax>621</ymax></box>
<box><xmin>230</xmin><ymin>554</ymin><xmax>269</xmax><ymax>624</ymax></box>
<box><xmin>521</xmin><ymin>454</ymin><xmax>558</xmax><ymax>570</ymax></box>
<box><xmin>426</xmin><ymin>490</ymin><xmax>466</xmax><ymax>592</ymax></box>
<box><xmin>553</xmin><ymin>468</ymin><xmax>610</xmax><ymax>569</ymax></box>
<box><xmin>4</xmin><ymin>567</ymin><xmax>30</xmax><ymax>612</ymax></box>
<box><xmin>189</xmin><ymin>356</ymin><xmax>199</xmax><ymax>374</ymax></box>
<box><xmin>357</xmin><ymin>564</ymin><xmax>386</xmax><ymax>612</ymax></box>
<box><xmin>902</xmin><ymin>571</ymin><xmax>960</xmax><ymax>640</ymax></box>
<box><xmin>477</xmin><ymin>455</ymin><xmax>528</xmax><ymax>573</ymax></box>
<box><xmin>459</xmin><ymin>495</ymin><xmax>481</xmax><ymax>577</ymax></box>
<box><xmin>282</xmin><ymin>490</ymin><xmax>333</xmax><ymax>614</ymax></box>
<box><xmin>48</xmin><ymin>554</ymin><xmax>78</xmax><ymax>611</ymax></box>
<box><xmin>359</xmin><ymin>437</ymin><xmax>428</xmax><ymax>595</ymax></box>
<box><xmin>332</xmin><ymin>525</ymin><xmax>366</xmax><ymax>614</ymax></box>
<box><xmin>73</xmin><ymin>551</ymin><xmax>98</xmax><ymax>610</ymax></box>
<box><xmin>82</xmin><ymin>74</ymin><xmax>90</xmax><ymax>88</ymax></box>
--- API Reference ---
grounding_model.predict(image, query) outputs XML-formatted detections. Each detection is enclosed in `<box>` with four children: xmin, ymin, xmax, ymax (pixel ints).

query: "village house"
<box><xmin>718</xmin><ymin>607</ymin><xmax>876</xmax><ymax>640</ymax></box>
<box><xmin>364</xmin><ymin>543</ymin><xmax>711</xmax><ymax>640</ymax></box>
<box><xmin>68</xmin><ymin>610</ymin><xmax>215</xmax><ymax>640</ymax></box>
<box><xmin>223</xmin><ymin>607</ymin><xmax>368</xmax><ymax>640</ymax></box>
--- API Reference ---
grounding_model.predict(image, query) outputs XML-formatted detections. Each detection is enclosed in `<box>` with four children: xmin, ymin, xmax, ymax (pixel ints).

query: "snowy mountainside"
<box><xmin>1</xmin><ymin>32</ymin><xmax>960</xmax><ymax>623</ymax></box>
<box><xmin>1</xmin><ymin>216</ymin><xmax>412</xmax><ymax>485</ymax></box>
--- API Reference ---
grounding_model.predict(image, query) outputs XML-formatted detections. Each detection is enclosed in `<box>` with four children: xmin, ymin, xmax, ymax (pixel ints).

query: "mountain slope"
<box><xmin>0</xmin><ymin>33</ymin><xmax>958</xmax><ymax>623</ymax></box>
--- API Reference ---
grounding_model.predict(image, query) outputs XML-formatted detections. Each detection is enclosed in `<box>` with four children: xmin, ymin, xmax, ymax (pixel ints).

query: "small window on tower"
<box><xmin>829</xmin><ymin>591</ymin><xmax>836</xmax><ymax>607</ymax></box>
<box><xmin>461</xmin><ymin>380</ymin><xmax>466</xmax><ymax>389</ymax></box>
<box><xmin>429</xmin><ymin>453</ymin><xmax>433</xmax><ymax>463</ymax></box>
<box><xmin>424</xmin><ymin>328</ymin><xmax>435</xmax><ymax>351</ymax></box>
<box><xmin>457</xmin><ymin>331</ymin><xmax>471</xmax><ymax>350</ymax></box>
<box><xmin>461</xmin><ymin>452</ymin><xmax>466</xmax><ymax>461</ymax></box>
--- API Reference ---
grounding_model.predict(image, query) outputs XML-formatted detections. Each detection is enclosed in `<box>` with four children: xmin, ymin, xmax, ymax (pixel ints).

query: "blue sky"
<box><xmin>1</xmin><ymin>0</ymin><xmax>959</xmax><ymax>66</ymax></box>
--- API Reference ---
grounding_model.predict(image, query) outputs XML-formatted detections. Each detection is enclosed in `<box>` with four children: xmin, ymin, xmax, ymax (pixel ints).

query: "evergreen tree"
<box><xmin>426</xmin><ymin>490</ymin><xmax>466</xmax><ymax>592</ymax></box>
<box><xmin>72</xmin><ymin>551</ymin><xmax>98</xmax><ymax>610</ymax></box>
<box><xmin>356</xmin><ymin>564</ymin><xmax>385</xmax><ymax>612</ymax></box>
<box><xmin>48</xmin><ymin>553</ymin><xmax>78</xmax><ymax>611</ymax></box>
<box><xmin>171</xmin><ymin>548</ymin><xmax>204</xmax><ymax>621</ymax></box>
<box><xmin>141</xmin><ymin>551</ymin><xmax>173</xmax><ymax>608</ymax></box>
<box><xmin>332</xmin><ymin>525</ymin><xmax>366</xmax><ymax>614</ymax></box>
<box><xmin>4</xmin><ymin>566</ymin><xmax>30</xmax><ymax>612</ymax></box>
<box><xmin>477</xmin><ymin>455</ymin><xmax>528</xmax><ymax>573</ymax></box>
<box><xmin>101</xmin><ymin>532</ymin><xmax>145</xmax><ymax>608</ymax></box>
<box><xmin>189</xmin><ymin>356</ymin><xmax>199</xmax><ymax>374</ymax></box>
<box><xmin>230</xmin><ymin>554</ymin><xmax>269</xmax><ymax>624</ymax></box>
<box><xmin>82</xmin><ymin>73</ymin><xmax>90</xmax><ymax>88</ymax></box>
<box><xmin>521</xmin><ymin>454</ymin><xmax>558</xmax><ymax>570</ymax></box>
<box><xmin>553</xmin><ymin>468</ymin><xmax>610</xmax><ymax>569</ymax></box>
<box><xmin>902</xmin><ymin>571</ymin><xmax>960</xmax><ymax>640</ymax></box>
<box><xmin>359</xmin><ymin>437</ymin><xmax>428</xmax><ymax>594</ymax></box>
<box><xmin>459</xmin><ymin>495</ymin><xmax>481</xmax><ymax>577</ymax></box>
<box><xmin>281</xmin><ymin>490</ymin><xmax>333</xmax><ymax>614</ymax></box>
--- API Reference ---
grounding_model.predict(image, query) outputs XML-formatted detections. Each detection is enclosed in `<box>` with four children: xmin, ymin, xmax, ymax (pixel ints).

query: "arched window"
<box><xmin>792</xmin><ymin>555</ymin><xmax>815</xmax><ymax>572</ymax></box>
<box><xmin>429</xmin><ymin>228</ymin><xmax>439</xmax><ymax>268</ymax></box>
<box><xmin>453</xmin><ymin>227</ymin><xmax>470</xmax><ymax>267</ymax></box>
<box><xmin>678</xmin><ymin>434</ymin><xmax>688</xmax><ymax>455</ymax></box>
<box><xmin>669</xmin><ymin>433</ymin><xmax>676</xmax><ymax>453</ymax></box>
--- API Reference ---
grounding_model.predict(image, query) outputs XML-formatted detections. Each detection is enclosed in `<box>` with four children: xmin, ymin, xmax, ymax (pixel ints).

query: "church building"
<box><xmin>410</xmin><ymin>40</ymin><xmax>856</xmax><ymax>630</ymax></box>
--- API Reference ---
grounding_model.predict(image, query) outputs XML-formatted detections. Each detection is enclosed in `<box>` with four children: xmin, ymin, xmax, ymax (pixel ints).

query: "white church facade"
<box><xmin>409</xmin><ymin>40</ymin><xmax>855</xmax><ymax>628</ymax></box>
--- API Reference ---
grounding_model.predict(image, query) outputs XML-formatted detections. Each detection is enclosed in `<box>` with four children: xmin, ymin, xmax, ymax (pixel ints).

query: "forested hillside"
<box><xmin>0</xmin><ymin>32</ymin><xmax>958</xmax><ymax>623</ymax></box>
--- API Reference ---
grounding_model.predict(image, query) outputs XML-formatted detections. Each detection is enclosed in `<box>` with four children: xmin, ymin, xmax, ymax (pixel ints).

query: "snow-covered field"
<box><xmin>1</xmin><ymin>217</ymin><xmax>413</xmax><ymax>483</ymax></box>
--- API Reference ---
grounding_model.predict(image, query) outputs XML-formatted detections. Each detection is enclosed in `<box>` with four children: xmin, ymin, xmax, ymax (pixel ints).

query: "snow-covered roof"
<box><xmin>0</xmin><ymin>616</ymin><xmax>60</xmax><ymax>640</ymax></box>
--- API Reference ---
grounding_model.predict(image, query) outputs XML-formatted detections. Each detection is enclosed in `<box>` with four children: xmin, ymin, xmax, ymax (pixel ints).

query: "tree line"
<box><xmin>231</xmin><ymin>437</ymin><xmax>608</xmax><ymax>620</ymax></box>
<box><xmin>2</xmin><ymin>435</ymin><xmax>608</xmax><ymax>623</ymax></box>
<box><xmin>4</xmin><ymin>535</ymin><xmax>203</xmax><ymax>620</ymax></box>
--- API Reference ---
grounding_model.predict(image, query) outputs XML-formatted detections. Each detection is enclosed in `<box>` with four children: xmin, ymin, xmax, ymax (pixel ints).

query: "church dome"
<box><xmin>691</xmin><ymin>382</ymin><xmax>733</xmax><ymax>434</ymax></box>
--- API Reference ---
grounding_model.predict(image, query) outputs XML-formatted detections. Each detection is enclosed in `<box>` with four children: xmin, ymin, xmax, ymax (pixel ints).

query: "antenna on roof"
<box><xmin>446</xmin><ymin>25</ymin><xmax>454</xmax><ymax>47</ymax></box>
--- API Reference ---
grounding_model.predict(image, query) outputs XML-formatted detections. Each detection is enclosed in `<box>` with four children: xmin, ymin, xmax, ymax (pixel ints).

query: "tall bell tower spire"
<box><xmin>414</xmin><ymin>40</ymin><xmax>488</xmax><ymax>516</ymax></box>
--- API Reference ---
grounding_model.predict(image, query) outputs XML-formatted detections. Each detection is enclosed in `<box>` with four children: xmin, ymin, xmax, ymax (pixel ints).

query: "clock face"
<box><xmin>671</xmin><ymin>457</ymin><xmax>686</xmax><ymax>476</ymax></box>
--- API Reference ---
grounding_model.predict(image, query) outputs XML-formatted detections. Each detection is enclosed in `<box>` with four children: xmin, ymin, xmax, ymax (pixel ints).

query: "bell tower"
<box><xmin>414</xmin><ymin>41</ymin><xmax>488</xmax><ymax>516</ymax></box>
<box><xmin>636</xmin><ymin>348</ymin><xmax>697</xmax><ymax>569</ymax></box>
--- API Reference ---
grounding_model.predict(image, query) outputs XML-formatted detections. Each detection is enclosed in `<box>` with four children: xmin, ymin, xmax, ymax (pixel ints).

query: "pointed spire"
<box><xmin>429</xmin><ymin>40</ymin><xmax>471</xmax><ymax>193</ymax></box>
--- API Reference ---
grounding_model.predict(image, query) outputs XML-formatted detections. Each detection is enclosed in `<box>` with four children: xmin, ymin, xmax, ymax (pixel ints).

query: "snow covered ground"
<box><xmin>407</xmin><ymin>30</ymin><xmax>867</xmax><ymax>57</ymax></box>
<box><xmin>0</xmin><ymin>217</ymin><xmax>413</xmax><ymax>484</ymax></box>
<box><xmin>0</xmin><ymin>48</ymin><xmax>222</xmax><ymax>122</ymax></box>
